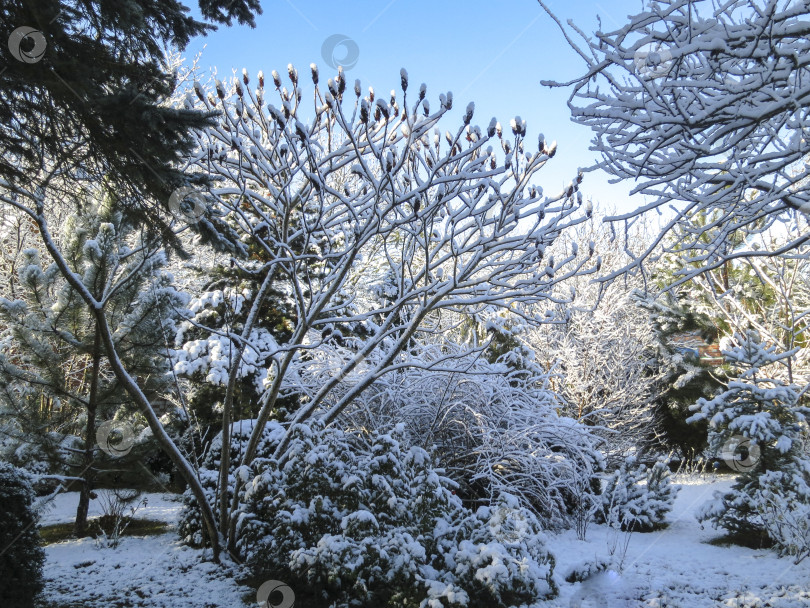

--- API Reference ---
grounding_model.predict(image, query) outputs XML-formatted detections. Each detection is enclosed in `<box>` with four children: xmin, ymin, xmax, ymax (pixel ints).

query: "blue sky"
<box><xmin>183</xmin><ymin>0</ymin><xmax>648</xmax><ymax>214</ymax></box>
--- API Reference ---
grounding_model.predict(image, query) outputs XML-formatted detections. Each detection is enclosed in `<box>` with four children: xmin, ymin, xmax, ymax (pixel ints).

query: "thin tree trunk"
<box><xmin>35</xmin><ymin>212</ymin><xmax>223</xmax><ymax>561</ymax></box>
<box><xmin>218</xmin><ymin>266</ymin><xmax>276</xmax><ymax>537</ymax></box>
<box><xmin>75</xmin><ymin>327</ymin><xmax>102</xmax><ymax>537</ymax></box>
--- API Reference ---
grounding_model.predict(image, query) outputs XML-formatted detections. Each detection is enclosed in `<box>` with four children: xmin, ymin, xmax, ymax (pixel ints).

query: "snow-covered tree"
<box><xmin>754</xmin><ymin>470</ymin><xmax>810</xmax><ymax>564</ymax></box>
<box><xmin>538</xmin><ymin>0</ymin><xmax>810</xmax><ymax>282</ymax></box>
<box><xmin>528</xmin><ymin>217</ymin><xmax>668</xmax><ymax>463</ymax></box>
<box><xmin>597</xmin><ymin>455</ymin><xmax>679</xmax><ymax>533</ymax></box>
<box><xmin>538</xmin><ymin>293</ymin><xmax>665</xmax><ymax>463</ymax></box>
<box><xmin>2</xmin><ymin>0</ymin><xmax>261</xmax><ymax>244</ymax></box>
<box><xmin>0</xmin><ymin>213</ymin><xmax>41</xmax><ymax>301</ymax></box>
<box><xmin>0</xmin><ymin>169</ymin><xmax>223</xmax><ymax>557</ymax></box>
<box><xmin>0</xmin><ymin>193</ymin><xmax>186</xmax><ymax>536</ymax></box>
<box><xmin>687</xmin><ymin>330</ymin><xmax>810</xmax><ymax>546</ymax></box>
<box><xmin>0</xmin><ymin>58</ymin><xmax>593</xmax><ymax>559</ymax></box>
<box><xmin>633</xmin><ymin>290</ymin><xmax>722</xmax><ymax>460</ymax></box>
<box><xmin>643</xmin><ymin>213</ymin><xmax>810</xmax><ymax>458</ymax></box>
<box><xmin>179</xmin><ymin>66</ymin><xmax>594</xmax><ymax>549</ymax></box>
<box><xmin>171</xmin><ymin>279</ymin><xmax>297</xmax><ymax>461</ymax></box>
<box><xmin>660</xmin><ymin>216</ymin><xmax>810</xmax><ymax>385</ymax></box>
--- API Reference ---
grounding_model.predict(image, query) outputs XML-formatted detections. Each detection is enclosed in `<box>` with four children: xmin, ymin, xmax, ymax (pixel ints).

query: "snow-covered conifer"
<box><xmin>688</xmin><ymin>330</ymin><xmax>810</xmax><ymax>548</ymax></box>
<box><xmin>0</xmin><ymin>462</ymin><xmax>45</xmax><ymax>608</ymax></box>
<box><xmin>234</xmin><ymin>422</ymin><xmax>558</xmax><ymax>607</ymax></box>
<box><xmin>0</xmin><ymin>192</ymin><xmax>186</xmax><ymax>536</ymax></box>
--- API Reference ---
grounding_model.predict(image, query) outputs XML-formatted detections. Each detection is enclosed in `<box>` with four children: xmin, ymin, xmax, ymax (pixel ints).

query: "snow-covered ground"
<box><xmin>553</xmin><ymin>475</ymin><xmax>810</xmax><ymax>607</ymax></box>
<box><xmin>37</xmin><ymin>491</ymin><xmax>184</xmax><ymax>527</ymax></box>
<box><xmin>38</xmin><ymin>491</ymin><xmax>252</xmax><ymax>608</ymax></box>
<box><xmin>39</xmin><ymin>476</ymin><xmax>810</xmax><ymax>607</ymax></box>
<box><xmin>42</xmin><ymin>535</ymin><xmax>249</xmax><ymax>608</ymax></box>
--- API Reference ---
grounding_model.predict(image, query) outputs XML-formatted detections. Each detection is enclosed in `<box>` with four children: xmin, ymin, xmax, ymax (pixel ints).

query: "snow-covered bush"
<box><xmin>235</xmin><ymin>421</ymin><xmax>558</xmax><ymax>607</ymax></box>
<box><xmin>318</xmin><ymin>340</ymin><xmax>604</xmax><ymax>531</ymax></box>
<box><xmin>177</xmin><ymin>418</ymin><xmax>285</xmax><ymax>547</ymax></box>
<box><xmin>531</xmin><ymin>281</ymin><xmax>669</xmax><ymax>467</ymax></box>
<box><xmin>597</xmin><ymin>456</ymin><xmax>678</xmax><ymax>532</ymax></box>
<box><xmin>564</xmin><ymin>557</ymin><xmax>613</xmax><ymax>583</ymax></box>
<box><xmin>753</xmin><ymin>469</ymin><xmax>810</xmax><ymax>564</ymax></box>
<box><xmin>0</xmin><ymin>462</ymin><xmax>45</xmax><ymax>608</ymax></box>
<box><xmin>688</xmin><ymin>331</ymin><xmax>810</xmax><ymax>540</ymax></box>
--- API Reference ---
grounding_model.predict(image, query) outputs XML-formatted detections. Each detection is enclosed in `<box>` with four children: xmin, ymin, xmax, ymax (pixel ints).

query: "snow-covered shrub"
<box><xmin>568</xmin><ymin>466</ymin><xmax>603</xmax><ymax>541</ymax></box>
<box><xmin>532</xmin><ymin>285</ymin><xmax>669</xmax><ymax>467</ymax></box>
<box><xmin>315</xmin><ymin>340</ymin><xmax>604</xmax><ymax>531</ymax></box>
<box><xmin>597</xmin><ymin>456</ymin><xmax>678</xmax><ymax>532</ymax></box>
<box><xmin>688</xmin><ymin>331</ymin><xmax>810</xmax><ymax>539</ymax></box>
<box><xmin>177</xmin><ymin>468</ymin><xmax>217</xmax><ymax>548</ymax></box>
<box><xmin>564</xmin><ymin>557</ymin><xmax>613</xmax><ymax>583</ymax></box>
<box><xmin>753</xmin><ymin>469</ymin><xmax>810</xmax><ymax>564</ymax></box>
<box><xmin>440</xmin><ymin>492</ymin><xmax>558</xmax><ymax>607</ymax></box>
<box><xmin>235</xmin><ymin>422</ymin><xmax>557</xmax><ymax>608</ymax></box>
<box><xmin>0</xmin><ymin>462</ymin><xmax>45</xmax><ymax>608</ymax></box>
<box><xmin>177</xmin><ymin>418</ymin><xmax>285</xmax><ymax>547</ymax></box>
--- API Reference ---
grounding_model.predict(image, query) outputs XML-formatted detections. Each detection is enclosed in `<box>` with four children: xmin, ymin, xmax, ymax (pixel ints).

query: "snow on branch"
<box><xmin>539</xmin><ymin>0</ymin><xmax>810</xmax><ymax>283</ymax></box>
<box><xmin>181</xmin><ymin>65</ymin><xmax>595</xmax><ymax>464</ymax></box>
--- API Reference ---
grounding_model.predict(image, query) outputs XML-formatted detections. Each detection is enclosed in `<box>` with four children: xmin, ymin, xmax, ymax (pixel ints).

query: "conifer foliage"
<box><xmin>688</xmin><ymin>330</ymin><xmax>810</xmax><ymax>557</ymax></box>
<box><xmin>1</xmin><ymin>0</ymin><xmax>260</xmax><ymax>237</ymax></box>
<box><xmin>234</xmin><ymin>422</ymin><xmax>558</xmax><ymax>608</ymax></box>
<box><xmin>597</xmin><ymin>456</ymin><xmax>678</xmax><ymax>532</ymax></box>
<box><xmin>0</xmin><ymin>193</ymin><xmax>186</xmax><ymax>535</ymax></box>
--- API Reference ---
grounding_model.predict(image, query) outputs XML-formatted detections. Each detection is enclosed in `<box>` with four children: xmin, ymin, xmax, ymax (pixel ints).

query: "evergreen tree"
<box><xmin>596</xmin><ymin>455</ymin><xmax>679</xmax><ymax>533</ymax></box>
<box><xmin>687</xmin><ymin>330</ymin><xmax>810</xmax><ymax>539</ymax></box>
<box><xmin>0</xmin><ymin>191</ymin><xmax>186</xmax><ymax>536</ymax></box>
<box><xmin>637</xmin><ymin>291</ymin><xmax>723</xmax><ymax>461</ymax></box>
<box><xmin>172</xmin><ymin>269</ymin><xmax>295</xmax><ymax>452</ymax></box>
<box><xmin>172</xmin><ymin>194</ymin><xmax>334</xmax><ymax>455</ymax></box>
<box><xmin>1</xmin><ymin>0</ymin><xmax>260</xmax><ymax>248</ymax></box>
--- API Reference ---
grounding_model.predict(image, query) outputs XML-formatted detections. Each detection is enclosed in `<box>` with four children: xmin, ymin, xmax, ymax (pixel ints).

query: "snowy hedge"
<box><xmin>233</xmin><ymin>422</ymin><xmax>558</xmax><ymax>607</ymax></box>
<box><xmin>0</xmin><ymin>462</ymin><xmax>45</xmax><ymax>608</ymax></box>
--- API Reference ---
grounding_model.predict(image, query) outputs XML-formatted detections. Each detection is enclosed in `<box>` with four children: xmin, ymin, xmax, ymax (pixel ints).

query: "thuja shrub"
<box><xmin>0</xmin><ymin>462</ymin><xmax>45</xmax><ymax>608</ymax></box>
<box><xmin>177</xmin><ymin>419</ymin><xmax>285</xmax><ymax>547</ymax></box>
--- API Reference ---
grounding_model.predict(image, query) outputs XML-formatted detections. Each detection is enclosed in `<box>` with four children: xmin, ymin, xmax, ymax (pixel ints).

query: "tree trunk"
<box><xmin>74</xmin><ymin>327</ymin><xmax>102</xmax><ymax>537</ymax></box>
<box><xmin>35</xmin><ymin>213</ymin><xmax>222</xmax><ymax>561</ymax></box>
<box><xmin>218</xmin><ymin>266</ymin><xmax>276</xmax><ymax>536</ymax></box>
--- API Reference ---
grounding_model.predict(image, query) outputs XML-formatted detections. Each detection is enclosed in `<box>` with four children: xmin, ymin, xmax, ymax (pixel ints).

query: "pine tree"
<box><xmin>687</xmin><ymin>330</ymin><xmax>810</xmax><ymax>539</ymax></box>
<box><xmin>596</xmin><ymin>455</ymin><xmax>678</xmax><ymax>532</ymax></box>
<box><xmin>0</xmin><ymin>191</ymin><xmax>186</xmax><ymax>536</ymax></box>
